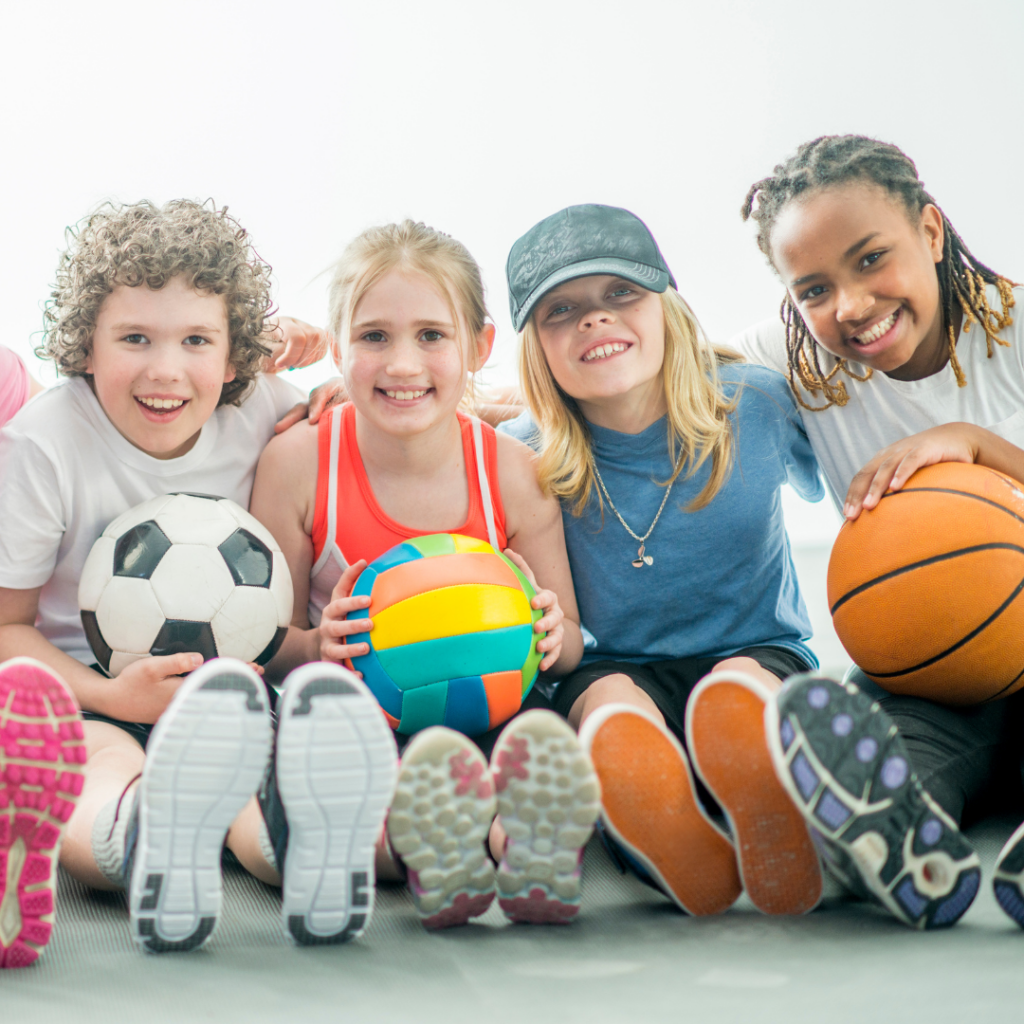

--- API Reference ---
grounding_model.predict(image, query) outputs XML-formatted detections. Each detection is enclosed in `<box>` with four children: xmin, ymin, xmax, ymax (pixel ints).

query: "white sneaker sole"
<box><xmin>492</xmin><ymin>710</ymin><xmax>601</xmax><ymax>924</ymax></box>
<box><xmin>129</xmin><ymin>659</ymin><xmax>271</xmax><ymax>953</ymax></box>
<box><xmin>388</xmin><ymin>728</ymin><xmax>496</xmax><ymax>930</ymax></box>
<box><xmin>277</xmin><ymin>664</ymin><xmax>397</xmax><ymax>944</ymax></box>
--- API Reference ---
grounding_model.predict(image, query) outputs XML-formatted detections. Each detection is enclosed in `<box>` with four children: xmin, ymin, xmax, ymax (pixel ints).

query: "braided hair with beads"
<box><xmin>741</xmin><ymin>135</ymin><xmax>1016</xmax><ymax>411</ymax></box>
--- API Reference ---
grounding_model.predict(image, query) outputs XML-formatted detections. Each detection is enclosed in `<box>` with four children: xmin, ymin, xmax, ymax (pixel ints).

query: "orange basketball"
<box><xmin>827</xmin><ymin>462</ymin><xmax>1024</xmax><ymax>705</ymax></box>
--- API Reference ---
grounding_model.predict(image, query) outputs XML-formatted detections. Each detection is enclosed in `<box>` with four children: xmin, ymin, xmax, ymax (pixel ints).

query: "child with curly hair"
<box><xmin>0</xmin><ymin>199</ymin><xmax>342</xmax><ymax>966</ymax></box>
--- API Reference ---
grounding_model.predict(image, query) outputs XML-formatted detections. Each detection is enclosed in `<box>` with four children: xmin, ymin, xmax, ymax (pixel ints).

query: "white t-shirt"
<box><xmin>0</xmin><ymin>373</ymin><xmax>304</xmax><ymax>665</ymax></box>
<box><xmin>729</xmin><ymin>285</ymin><xmax>1024</xmax><ymax>509</ymax></box>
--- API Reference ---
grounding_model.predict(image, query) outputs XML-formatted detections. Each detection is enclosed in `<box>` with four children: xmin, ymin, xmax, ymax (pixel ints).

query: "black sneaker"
<box><xmin>994</xmin><ymin>822</ymin><xmax>1024</xmax><ymax>926</ymax></box>
<box><xmin>766</xmin><ymin>673</ymin><xmax>980</xmax><ymax>929</ymax></box>
<box><xmin>125</xmin><ymin>659</ymin><xmax>271</xmax><ymax>953</ymax></box>
<box><xmin>270</xmin><ymin>664</ymin><xmax>397</xmax><ymax>945</ymax></box>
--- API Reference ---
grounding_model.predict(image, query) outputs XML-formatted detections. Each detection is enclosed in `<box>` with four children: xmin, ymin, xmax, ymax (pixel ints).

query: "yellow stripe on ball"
<box><xmin>371</xmin><ymin>583</ymin><xmax>532</xmax><ymax>651</ymax></box>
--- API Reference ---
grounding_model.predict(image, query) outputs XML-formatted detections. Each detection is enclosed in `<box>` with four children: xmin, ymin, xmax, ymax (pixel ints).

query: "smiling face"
<box><xmin>341</xmin><ymin>266</ymin><xmax>492</xmax><ymax>440</ymax></box>
<box><xmin>770</xmin><ymin>182</ymin><xmax>947</xmax><ymax>380</ymax></box>
<box><xmin>85</xmin><ymin>277</ymin><xmax>235</xmax><ymax>459</ymax></box>
<box><xmin>532</xmin><ymin>275</ymin><xmax>667</xmax><ymax>426</ymax></box>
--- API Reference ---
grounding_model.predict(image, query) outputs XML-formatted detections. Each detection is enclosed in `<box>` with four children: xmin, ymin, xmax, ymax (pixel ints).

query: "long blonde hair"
<box><xmin>520</xmin><ymin>287</ymin><xmax>741</xmax><ymax>515</ymax></box>
<box><xmin>327</xmin><ymin>220</ymin><xmax>490</xmax><ymax>407</ymax></box>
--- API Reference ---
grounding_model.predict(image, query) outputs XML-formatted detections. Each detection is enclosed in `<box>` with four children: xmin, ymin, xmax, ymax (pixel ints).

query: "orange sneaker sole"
<box><xmin>687</xmin><ymin>675</ymin><xmax>821</xmax><ymax>915</ymax></box>
<box><xmin>586</xmin><ymin>707</ymin><xmax>740</xmax><ymax>916</ymax></box>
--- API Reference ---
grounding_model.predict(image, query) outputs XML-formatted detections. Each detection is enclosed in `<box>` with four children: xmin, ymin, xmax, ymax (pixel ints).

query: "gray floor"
<box><xmin>6</xmin><ymin>818</ymin><xmax>1024</xmax><ymax>1024</ymax></box>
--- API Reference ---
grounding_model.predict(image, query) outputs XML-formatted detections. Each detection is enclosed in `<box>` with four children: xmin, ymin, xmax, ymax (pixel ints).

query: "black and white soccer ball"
<box><xmin>79</xmin><ymin>493</ymin><xmax>293</xmax><ymax>676</ymax></box>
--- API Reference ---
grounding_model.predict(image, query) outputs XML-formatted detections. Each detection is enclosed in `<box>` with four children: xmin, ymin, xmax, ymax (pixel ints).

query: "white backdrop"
<box><xmin>3</xmin><ymin>0</ymin><xmax>1022</xmax><ymax>619</ymax></box>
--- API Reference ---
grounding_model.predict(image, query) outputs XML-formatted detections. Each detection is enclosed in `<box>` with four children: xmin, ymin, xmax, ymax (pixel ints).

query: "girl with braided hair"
<box><xmin>733</xmin><ymin>134</ymin><xmax>1024</xmax><ymax>930</ymax></box>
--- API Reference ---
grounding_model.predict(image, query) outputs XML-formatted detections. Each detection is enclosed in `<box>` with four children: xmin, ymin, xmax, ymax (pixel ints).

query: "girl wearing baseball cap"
<box><xmin>500</xmin><ymin>204</ymin><xmax>825</xmax><ymax>917</ymax></box>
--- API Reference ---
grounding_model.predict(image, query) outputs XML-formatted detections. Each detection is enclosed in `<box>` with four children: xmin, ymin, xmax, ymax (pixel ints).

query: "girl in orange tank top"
<box><xmin>251</xmin><ymin>221</ymin><xmax>597</xmax><ymax>932</ymax></box>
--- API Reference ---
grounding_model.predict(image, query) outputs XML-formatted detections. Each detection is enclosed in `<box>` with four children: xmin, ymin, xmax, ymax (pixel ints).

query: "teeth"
<box><xmin>138</xmin><ymin>397</ymin><xmax>185</xmax><ymax>410</ymax></box>
<box><xmin>855</xmin><ymin>310</ymin><xmax>897</xmax><ymax>345</ymax></box>
<box><xmin>583</xmin><ymin>342</ymin><xmax>628</xmax><ymax>362</ymax></box>
<box><xmin>384</xmin><ymin>389</ymin><xmax>428</xmax><ymax>400</ymax></box>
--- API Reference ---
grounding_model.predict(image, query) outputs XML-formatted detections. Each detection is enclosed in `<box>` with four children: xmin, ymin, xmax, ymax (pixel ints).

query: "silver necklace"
<box><xmin>592</xmin><ymin>462</ymin><xmax>679</xmax><ymax>568</ymax></box>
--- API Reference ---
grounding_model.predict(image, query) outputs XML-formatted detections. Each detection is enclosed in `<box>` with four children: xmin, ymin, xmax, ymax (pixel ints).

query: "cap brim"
<box><xmin>513</xmin><ymin>258</ymin><xmax>671</xmax><ymax>332</ymax></box>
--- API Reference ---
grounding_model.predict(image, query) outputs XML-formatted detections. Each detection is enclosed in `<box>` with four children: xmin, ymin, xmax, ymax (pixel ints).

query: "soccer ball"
<box><xmin>346</xmin><ymin>533</ymin><xmax>544</xmax><ymax>736</ymax></box>
<box><xmin>79</xmin><ymin>493</ymin><xmax>293</xmax><ymax>676</ymax></box>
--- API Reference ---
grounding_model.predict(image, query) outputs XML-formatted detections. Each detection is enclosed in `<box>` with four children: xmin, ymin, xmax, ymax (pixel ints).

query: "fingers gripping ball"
<box><xmin>345</xmin><ymin>533</ymin><xmax>546</xmax><ymax>736</ymax></box>
<box><xmin>79</xmin><ymin>493</ymin><xmax>294</xmax><ymax>675</ymax></box>
<box><xmin>828</xmin><ymin>463</ymin><xmax>1024</xmax><ymax>704</ymax></box>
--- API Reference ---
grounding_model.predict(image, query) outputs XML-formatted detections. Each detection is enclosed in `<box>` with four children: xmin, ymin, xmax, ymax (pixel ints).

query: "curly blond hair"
<box><xmin>38</xmin><ymin>199</ymin><xmax>274</xmax><ymax>406</ymax></box>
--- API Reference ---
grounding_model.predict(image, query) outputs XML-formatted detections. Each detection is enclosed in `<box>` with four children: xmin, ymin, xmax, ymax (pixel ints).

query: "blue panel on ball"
<box><xmin>399</xmin><ymin>680</ymin><xmax>449</xmax><ymax>735</ymax></box>
<box><xmin>376</xmin><ymin>623</ymin><xmax>534</xmax><ymax>690</ymax></box>
<box><xmin>443</xmin><ymin>676</ymin><xmax>490</xmax><ymax>737</ymax></box>
<box><xmin>368</xmin><ymin>543</ymin><xmax>423</xmax><ymax>574</ymax></box>
<box><xmin>351</xmin><ymin>567</ymin><xmax>378</xmax><ymax>601</ymax></box>
<box><xmin>350</xmin><ymin>646</ymin><xmax>403</xmax><ymax>720</ymax></box>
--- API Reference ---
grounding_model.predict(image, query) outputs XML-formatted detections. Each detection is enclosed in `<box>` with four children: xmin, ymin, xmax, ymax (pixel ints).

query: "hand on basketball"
<box><xmin>319</xmin><ymin>560</ymin><xmax>373</xmax><ymax>665</ymax></box>
<box><xmin>103</xmin><ymin>652</ymin><xmax>203</xmax><ymax>723</ymax></box>
<box><xmin>503</xmin><ymin>548</ymin><xmax>564</xmax><ymax>672</ymax></box>
<box><xmin>844</xmin><ymin>424</ymin><xmax>980</xmax><ymax>520</ymax></box>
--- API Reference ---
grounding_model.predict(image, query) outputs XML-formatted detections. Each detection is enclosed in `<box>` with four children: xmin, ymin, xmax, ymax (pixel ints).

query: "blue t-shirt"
<box><xmin>499</xmin><ymin>363</ymin><xmax>823</xmax><ymax>668</ymax></box>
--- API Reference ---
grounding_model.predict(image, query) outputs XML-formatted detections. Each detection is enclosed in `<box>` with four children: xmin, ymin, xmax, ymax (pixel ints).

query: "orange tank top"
<box><xmin>307</xmin><ymin>402</ymin><xmax>508</xmax><ymax>625</ymax></box>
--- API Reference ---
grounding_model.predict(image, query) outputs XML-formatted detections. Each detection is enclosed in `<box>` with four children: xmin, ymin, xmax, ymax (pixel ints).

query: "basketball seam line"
<box><xmin>855</xmin><ymin>570</ymin><xmax>1024</xmax><ymax>679</ymax></box>
<box><xmin>983</xmin><ymin>663</ymin><xmax>1024</xmax><ymax>703</ymax></box>
<box><xmin>883</xmin><ymin>486</ymin><xmax>1024</xmax><ymax>526</ymax></box>
<box><xmin>830</xmin><ymin>542</ymin><xmax>1024</xmax><ymax>614</ymax></box>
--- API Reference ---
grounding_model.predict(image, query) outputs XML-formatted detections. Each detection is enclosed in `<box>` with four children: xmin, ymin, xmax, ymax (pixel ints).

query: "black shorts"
<box><xmin>552</xmin><ymin>646</ymin><xmax>813</xmax><ymax>743</ymax></box>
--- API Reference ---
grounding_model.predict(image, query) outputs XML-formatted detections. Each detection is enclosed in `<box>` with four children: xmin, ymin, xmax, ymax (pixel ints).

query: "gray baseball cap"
<box><xmin>506</xmin><ymin>204</ymin><xmax>676</xmax><ymax>332</ymax></box>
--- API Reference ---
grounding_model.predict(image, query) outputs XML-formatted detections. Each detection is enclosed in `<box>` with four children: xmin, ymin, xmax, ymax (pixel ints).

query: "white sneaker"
<box><xmin>126</xmin><ymin>658</ymin><xmax>271</xmax><ymax>953</ymax></box>
<box><xmin>274</xmin><ymin>663</ymin><xmax>398</xmax><ymax>944</ymax></box>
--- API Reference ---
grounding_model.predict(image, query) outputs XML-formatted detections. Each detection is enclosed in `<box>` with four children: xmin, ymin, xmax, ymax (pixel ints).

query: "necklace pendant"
<box><xmin>632</xmin><ymin>543</ymin><xmax>654</xmax><ymax>568</ymax></box>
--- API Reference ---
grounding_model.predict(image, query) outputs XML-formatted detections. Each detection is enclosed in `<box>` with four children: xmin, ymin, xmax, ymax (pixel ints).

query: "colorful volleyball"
<box><xmin>346</xmin><ymin>533</ymin><xmax>544</xmax><ymax>736</ymax></box>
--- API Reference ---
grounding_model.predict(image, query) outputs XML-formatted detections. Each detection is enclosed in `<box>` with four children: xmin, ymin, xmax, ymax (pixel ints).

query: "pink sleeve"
<box><xmin>0</xmin><ymin>347</ymin><xmax>30</xmax><ymax>428</ymax></box>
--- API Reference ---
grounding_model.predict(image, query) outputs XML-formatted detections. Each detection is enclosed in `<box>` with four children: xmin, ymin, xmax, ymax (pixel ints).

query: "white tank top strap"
<box><xmin>470</xmin><ymin>415</ymin><xmax>501</xmax><ymax>551</ymax></box>
<box><xmin>310</xmin><ymin>404</ymin><xmax>345</xmax><ymax>579</ymax></box>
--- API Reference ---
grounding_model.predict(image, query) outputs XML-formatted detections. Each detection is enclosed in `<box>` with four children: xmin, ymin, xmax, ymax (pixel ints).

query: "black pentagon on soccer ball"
<box><xmin>255</xmin><ymin>626</ymin><xmax>288</xmax><ymax>667</ymax></box>
<box><xmin>150</xmin><ymin>620</ymin><xmax>219</xmax><ymax>661</ymax></box>
<box><xmin>218</xmin><ymin>529</ymin><xmax>273</xmax><ymax>588</ymax></box>
<box><xmin>81</xmin><ymin>610</ymin><xmax>112</xmax><ymax>674</ymax></box>
<box><xmin>114</xmin><ymin>521</ymin><xmax>172</xmax><ymax>579</ymax></box>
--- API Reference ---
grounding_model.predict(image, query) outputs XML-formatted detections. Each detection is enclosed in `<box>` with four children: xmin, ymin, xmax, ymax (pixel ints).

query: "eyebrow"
<box><xmin>108</xmin><ymin>322</ymin><xmax>224</xmax><ymax>334</ymax></box>
<box><xmin>789</xmin><ymin>233</ymin><xmax>882</xmax><ymax>289</ymax></box>
<box><xmin>354</xmin><ymin>319</ymin><xmax>456</xmax><ymax>330</ymax></box>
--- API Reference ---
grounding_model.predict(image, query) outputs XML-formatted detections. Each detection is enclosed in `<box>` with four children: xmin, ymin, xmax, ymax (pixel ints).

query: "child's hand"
<box><xmin>844</xmin><ymin>423</ymin><xmax>980</xmax><ymax>520</ymax></box>
<box><xmin>309</xmin><ymin>377</ymin><xmax>349</xmax><ymax>423</ymax></box>
<box><xmin>106</xmin><ymin>652</ymin><xmax>204</xmax><ymax>723</ymax></box>
<box><xmin>319</xmin><ymin>560</ymin><xmax>373</xmax><ymax>665</ymax></box>
<box><xmin>264</xmin><ymin>316</ymin><xmax>331</xmax><ymax>374</ymax></box>
<box><xmin>503</xmin><ymin>548</ymin><xmax>564</xmax><ymax>671</ymax></box>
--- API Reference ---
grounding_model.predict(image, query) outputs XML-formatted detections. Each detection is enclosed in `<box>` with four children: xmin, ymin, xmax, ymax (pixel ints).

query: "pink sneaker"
<box><xmin>0</xmin><ymin>658</ymin><xmax>86</xmax><ymax>968</ymax></box>
<box><xmin>387</xmin><ymin>728</ymin><xmax>497</xmax><ymax>930</ymax></box>
<box><xmin>491</xmin><ymin>710</ymin><xmax>601</xmax><ymax>924</ymax></box>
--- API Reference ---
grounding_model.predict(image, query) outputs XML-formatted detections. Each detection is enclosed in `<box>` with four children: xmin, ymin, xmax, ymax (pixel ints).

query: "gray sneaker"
<box><xmin>766</xmin><ymin>673</ymin><xmax>980</xmax><ymax>929</ymax></box>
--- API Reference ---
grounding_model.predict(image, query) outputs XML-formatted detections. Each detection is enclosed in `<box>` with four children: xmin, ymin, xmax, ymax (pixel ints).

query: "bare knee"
<box><xmin>710</xmin><ymin>656</ymin><xmax>781</xmax><ymax>693</ymax></box>
<box><xmin>568</xmin><ymin>673</ymin><xmax>663</xmax><ymax>730</ymax></box>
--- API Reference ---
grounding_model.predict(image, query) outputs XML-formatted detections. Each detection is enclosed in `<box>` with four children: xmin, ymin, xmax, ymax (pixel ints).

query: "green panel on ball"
<box><xmin>406</xmin><ymin>534</ymin><xmax>456</xmax><ymax>558</ymax></box>
<box><xmin>398</xmin><ymin>680</ymin><xmax>449</xmax><ymax>734</ymax></box>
